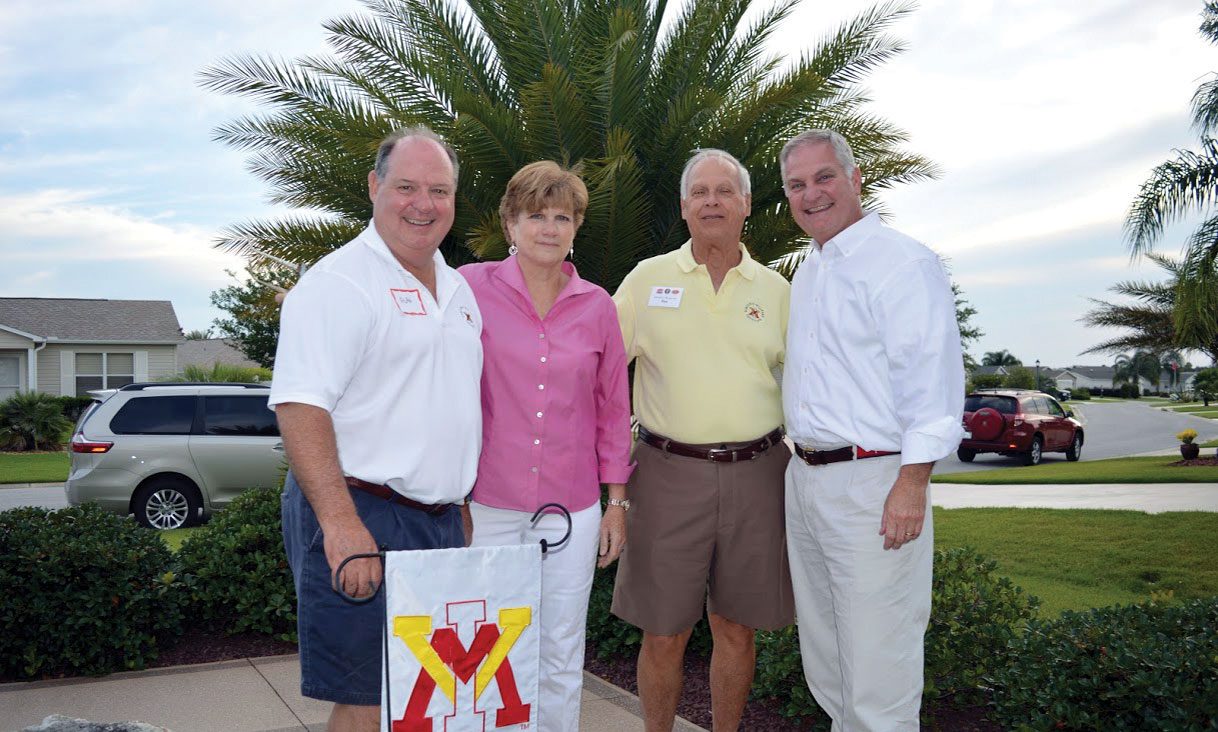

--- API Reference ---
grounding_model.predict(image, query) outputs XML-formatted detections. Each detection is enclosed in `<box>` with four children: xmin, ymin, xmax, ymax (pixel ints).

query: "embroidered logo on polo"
<box><xmin>459</xmin><ymin>306</ymin><xmax>476</xmax><ymax>328</ymax></box>
<box><xmin>744</xmin><ymin>302</ymin><xmax>765</xmax><ymax>322</ymax></box>
<box><xmin>390</xmin><ymin>288</ymin><xmax>427</xmax><ymax>316</ymax></box>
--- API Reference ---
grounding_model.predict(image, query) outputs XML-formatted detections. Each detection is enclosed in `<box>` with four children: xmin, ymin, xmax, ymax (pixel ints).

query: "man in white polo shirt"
<box><xmin>780</xmin><ymin>128</ymin><xmax>964</xmax><ymax>731</ymax></box>
<box><xmin>270</xmin><ymin>126</ymin><xmax>482</xmax><ymax>732</ymax></box>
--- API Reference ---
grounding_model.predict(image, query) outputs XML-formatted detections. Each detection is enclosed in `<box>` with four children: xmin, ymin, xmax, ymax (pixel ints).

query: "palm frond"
<box><xmin>1124</xmin><ymin>138</ymin><xmax>1218</xmax><ymax>256</ymax></box>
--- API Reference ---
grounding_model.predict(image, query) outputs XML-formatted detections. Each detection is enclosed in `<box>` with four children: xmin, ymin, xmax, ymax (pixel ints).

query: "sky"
<box><xmin>1</xmin><ymin>0</ymin><xmax>1214</xmax><ymax>368</ymax></box>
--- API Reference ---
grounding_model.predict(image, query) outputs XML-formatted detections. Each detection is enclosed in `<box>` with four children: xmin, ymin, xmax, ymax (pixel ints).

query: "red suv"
<box><xmin>958</xmin><ymin>390</ymin><xmax>1084</xmax><ymax>465</ymax></box>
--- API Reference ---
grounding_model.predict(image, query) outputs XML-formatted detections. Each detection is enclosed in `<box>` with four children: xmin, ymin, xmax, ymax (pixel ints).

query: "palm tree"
<box><xmin>1121</xmin><ymin>3</ymin><xmax>1218</xmax><ymax>367</ymax></box>
<box><xmin>1081</xmin><ymin>253</ymin><xmax>1218</xmax><ymax>365</ymax></box>
<box><xmin>199</xmin><ymin>0</ymin><xmax>935</xmax><ymax>293</ymax></box>
<box><xmin>981</xmin><ymin>350</ymin><xmax>1021</xmax><ymax>367</ymax></box>
<box><xmin>1112</xmin><ymin>351</ymin><xmax>1162</xmax><ymax>390</ymax></box>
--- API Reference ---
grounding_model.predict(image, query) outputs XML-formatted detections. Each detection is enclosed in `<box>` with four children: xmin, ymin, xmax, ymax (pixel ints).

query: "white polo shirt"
<box><xmin>269</xmin><ymin>224</ymin><xmax>483</xmax><ymax>504</ymax></box>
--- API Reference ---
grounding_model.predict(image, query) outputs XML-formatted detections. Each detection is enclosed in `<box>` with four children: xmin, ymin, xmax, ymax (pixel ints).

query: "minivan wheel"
<box><xmin>1023</xmin><ymin>436</ymin><xmax>1043</xmax><ymax>466</ymax></box>
<box><xmin>957</xmin><ymin>447</ymin><xmax>976</xmax><ymax>462</ymax></box>
<box><xmin>133</xmin><ymin>477</ymin><xmax>201</xmax><ymax>530</ymax></box>
<box><xmin>1066</xmin><ymin>433</ymin><xmax>1083</xmax><ymax>462</ymax></box>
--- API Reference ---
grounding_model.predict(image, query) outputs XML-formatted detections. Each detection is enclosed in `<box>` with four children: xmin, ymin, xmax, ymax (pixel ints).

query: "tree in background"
<box><xmin>982</xmin><ymin>349</ymin><xmax>1022</xmax><ymax>367</ymax></box>
<box><xmin>953</xmin><ymin>283</ymin><xmax>983</xmax><ymax>372</ymax></box>
<box><xmin>1113</xmin><ymin>351</ymin><xmax>1162</xmax><ymax>390</ymax></box>
<box><xmin>183</xmin><ymin>328</ymin><xmax>214</xmax><ymax>340</ymax></box>
<box><xmin>1194</xmin><ymin>367</ymin><xmax>1218</xmax><ymax>405</ymax></box>
<box><xmin>199</xmin><ymin>0</ymin><xmax>935</xmax><ymax>293</ymax></box>
<box><xmin>209</xmin><ymin>264</ymin><xmax>291</xmax><ymax>368</ymax></box>
<box><xmin>1124</xmin><ymin>2</ymin><xmax>1218</xmax><ymax>365</ymax></box>
<box><xmin>1002</xmin><ymin>366</ymin><xmax>1035</xmax><ymax>390</ymax></box>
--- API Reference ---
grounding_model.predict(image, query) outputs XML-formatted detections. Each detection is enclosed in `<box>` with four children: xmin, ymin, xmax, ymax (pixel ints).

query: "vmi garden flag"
<box><xmin>381</xmin><ymin>543</ymin><xmax>542</xmax><ymax>732</ymax></box>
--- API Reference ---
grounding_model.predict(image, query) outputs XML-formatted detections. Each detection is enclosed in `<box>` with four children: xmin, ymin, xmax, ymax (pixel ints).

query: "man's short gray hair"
<box><xmin>779</xmin><ymin>129</ymin><xmax>856</xmax><ymax>181</ymax></box>
<box><xmin>680</xmin><ymin>148</ymin><xmax>751</xmax><ymax>198</ymax></box>
<box><xmin>374</xmin><ymin>125</ymin><xmax>460</xmax><ymax>184</ymax></box>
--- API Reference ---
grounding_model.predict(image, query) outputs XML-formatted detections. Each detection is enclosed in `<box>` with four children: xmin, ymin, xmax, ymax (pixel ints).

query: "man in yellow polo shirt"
<box><xmin>611</xmin><ymin>148</ymin><xmax>794</xmax><ymax>731</ymax></box>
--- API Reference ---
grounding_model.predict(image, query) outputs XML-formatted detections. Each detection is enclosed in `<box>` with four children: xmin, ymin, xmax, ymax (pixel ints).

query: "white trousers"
<box><xmin>469</xmin><ymin>501</ymin><xmax>601</xmax><ymax>732</ymax></box>
<box><xmin>784</xmin><ymin>455</ymin><xmax>933</xmax><ymax>732</ymax></box>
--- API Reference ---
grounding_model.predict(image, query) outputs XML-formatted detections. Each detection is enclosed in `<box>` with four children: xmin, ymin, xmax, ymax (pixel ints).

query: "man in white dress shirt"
<box><xmin>779</xmin><ymin>129</ymin><xmax>964</xmax><ymax>731</ymax></box>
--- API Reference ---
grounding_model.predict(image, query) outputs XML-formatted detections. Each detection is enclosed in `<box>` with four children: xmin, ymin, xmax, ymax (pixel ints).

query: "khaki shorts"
<box><xmin>611</xmin><ymin>438</ymin><xmax>795</xmax><ymax>635</ymax></box>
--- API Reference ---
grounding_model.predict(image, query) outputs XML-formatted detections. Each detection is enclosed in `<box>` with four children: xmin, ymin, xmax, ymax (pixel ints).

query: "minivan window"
<box><xmin>202</xmin><ymin>396</ymin><xmax>279</xmax><ymax>436</ymax></box>
<box><xmin>964</xmin><ymin>395</ymin><xmax>1017</xmax><ymax>414</ymax></box>
<box><xmin>110</xmin><ymin>396</ymin><xmax>197</xmax><ymax>435</ymax></box>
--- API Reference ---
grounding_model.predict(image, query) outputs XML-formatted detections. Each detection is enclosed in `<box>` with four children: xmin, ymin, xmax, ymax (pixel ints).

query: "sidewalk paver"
<box><xmin>1</xmin><ymin>657</ymin><xmax>706</xmax><ymax>732</ymax></box>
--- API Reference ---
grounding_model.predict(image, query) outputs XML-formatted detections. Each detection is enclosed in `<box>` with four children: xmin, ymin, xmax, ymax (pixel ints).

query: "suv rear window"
<box><xmin>964</xmin><ymin>395</ymin><xmax>1018</xmax><ymax>414</ymax></box>
<box><xmin>110</xmin><ymin>396</ymin><xmax>197</xmax><ymax>435</ymax></box>
<box><xmin>202</xmin><ymin>396</ymin><xmax>279</xmax><ymax>436</ymax></box>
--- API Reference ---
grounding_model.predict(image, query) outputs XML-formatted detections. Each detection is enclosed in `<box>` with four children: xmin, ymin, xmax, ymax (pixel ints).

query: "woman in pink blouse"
<box><xmin>458</xmin><ymin>161</ymin><xmax>633</xmax><ymax>732</ymax></box>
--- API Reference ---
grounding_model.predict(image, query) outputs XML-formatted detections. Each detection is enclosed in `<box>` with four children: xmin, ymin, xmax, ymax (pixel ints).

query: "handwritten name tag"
<box><xmin>390</xmin><ymin>288</ymin><xmax>427</xmax><ymax>315</ymax></box>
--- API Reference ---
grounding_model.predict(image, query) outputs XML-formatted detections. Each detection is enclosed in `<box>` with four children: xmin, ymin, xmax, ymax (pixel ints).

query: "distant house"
<box><xmin>177</xmin><ymin>338</ymin><xmax>260</xmax><ymax>370</ymax></box>
<box><xmin>1054</xmin><ymin>365</ymin><xmax>1161</xmax><ymax>392</ymax></box>
<box><xmin>0</xmin><ymin>298</ymin><xmax>183</xmax><ymax>399</ymax></box>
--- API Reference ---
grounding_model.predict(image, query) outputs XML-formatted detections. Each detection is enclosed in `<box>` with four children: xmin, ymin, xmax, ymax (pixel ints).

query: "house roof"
<box><xmin>971</xmin><ymin>365</ymin><xmax>1009</xmax><ymax>376</ymax></box>
<box><xmin>0</xmin><ymin>298</ymin><xmax>183</xmax><ymax>343</ymax></box>
<box><xmin>177</xmin><ymin>339</ymin><xmax>260</xmax><ymax>369</ymax></box>
<box><xmin>1060</xmin><ymin>365</ymin><xmax>1116</xmax><ymax>379</ymax></box>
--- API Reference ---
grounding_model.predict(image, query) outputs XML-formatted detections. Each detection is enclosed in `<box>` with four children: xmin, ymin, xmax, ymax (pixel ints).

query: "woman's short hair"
<box><xmin>499</xmin><ymin>161</ymin><xmax>589</xmax><ymax>239</ymax></box>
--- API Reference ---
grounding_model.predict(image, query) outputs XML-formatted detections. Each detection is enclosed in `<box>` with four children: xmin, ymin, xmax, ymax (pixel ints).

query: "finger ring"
<box><xmin>904</xmin><ymin>532</ymin><xmax>915</xmax><ymax>537</ymax></box>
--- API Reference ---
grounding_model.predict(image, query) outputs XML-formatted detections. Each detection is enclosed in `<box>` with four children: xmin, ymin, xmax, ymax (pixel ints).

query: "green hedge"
<box><xmin>0</xmin><ymin>505</ymin><xmax>184</xmax><ymax>679</ymax></box>
<box><xmin>988</xmin><ymin>599</ymin><xmax>1218</xmax><ymax>729</ymax></box>
<box><xmin>178</xmin><ymin>485</ymin><xmax>296</xmax><ymax>640</ymax></box>
<box><xmin>751</xmin><ymin>547</ymin><xmax>1040</xmax><ymax>724</ymax></box>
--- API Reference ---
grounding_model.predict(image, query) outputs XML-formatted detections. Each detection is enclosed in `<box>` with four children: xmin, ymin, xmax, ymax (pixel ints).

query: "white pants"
<box><xmin>784</xmin><ymin>455</ymin><xmax>933</xmax><ymax>732</ymax></box>
<box><xmin>469</xmin><ymin>501</ymin><xmax>601</xmax><ymax>732</ymax></box>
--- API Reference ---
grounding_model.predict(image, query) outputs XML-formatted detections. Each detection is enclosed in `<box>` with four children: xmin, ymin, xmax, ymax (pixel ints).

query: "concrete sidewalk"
<box><xmin>931</xmin><ymin>482</ymin><xmax>1218</xmax><ymax>513</ymax></box>
<box><xmin>0</xmin><ymin>655</ymin><xmax>703</xmax><ymax>732</ymax></box>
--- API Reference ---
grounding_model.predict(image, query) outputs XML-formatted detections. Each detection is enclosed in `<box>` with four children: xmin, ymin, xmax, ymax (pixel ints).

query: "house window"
<box><xmin>0</xmin><ymin>356</ymin><xmax>19</xmax><ymax>401</ymax></box>
<box><xmin>75</xmin><ymin>352</ymin><xmax>136</xmax><ymax>393</ymax></box>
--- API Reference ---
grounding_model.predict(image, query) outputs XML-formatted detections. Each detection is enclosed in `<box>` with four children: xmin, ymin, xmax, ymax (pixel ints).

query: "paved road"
<box><xmin>0</xmin><ymin>483</ymin><xmax>67</xmax><ymax>512</ymax></box>
<box><xmin>934</xmin><ymin>400</ymin><xmax>1218</xmax><ymax>475</ymax></box>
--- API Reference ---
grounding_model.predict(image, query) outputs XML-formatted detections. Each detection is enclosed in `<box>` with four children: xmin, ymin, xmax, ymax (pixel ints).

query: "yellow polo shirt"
<box><xmin>614</xmin><ymin>240</ymin><xmax>789</xmax><ymax>443</ymax></box>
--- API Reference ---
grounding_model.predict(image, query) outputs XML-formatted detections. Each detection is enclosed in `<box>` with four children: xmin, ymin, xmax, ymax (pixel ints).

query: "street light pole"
<box><xmin>1035</xmin><ymin>359</ymin><xmax>1041</xmax><ymax>390</ymax></box>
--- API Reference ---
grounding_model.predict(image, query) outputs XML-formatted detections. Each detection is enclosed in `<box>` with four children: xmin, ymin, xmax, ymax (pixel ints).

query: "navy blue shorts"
<box><xmin>281</xmin><ymin>472</ymin><xmax>464</xmax><ymax>705</ymax></box>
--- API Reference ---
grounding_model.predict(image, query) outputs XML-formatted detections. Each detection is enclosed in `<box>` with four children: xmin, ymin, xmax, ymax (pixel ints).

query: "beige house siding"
<box><xmin>0</xmin><ymin>331</ymin><xmax>33</xmax><ymax>348</ymax></box>
<box><xmin>146</xmin><ymin>346</ymin><xmax>178</xmax><ymax>380</ymax></box>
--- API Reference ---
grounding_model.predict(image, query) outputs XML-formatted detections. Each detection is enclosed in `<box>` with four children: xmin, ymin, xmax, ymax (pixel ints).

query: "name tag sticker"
<box><xmin>647</xmin><ymin>286</ymin><xmax>684</xmax><ymax>308</ymax></box>
<box><xmin>390</xmin><ymin>288</ymin><xmax>427</xmax><ymax>315</ymax></box>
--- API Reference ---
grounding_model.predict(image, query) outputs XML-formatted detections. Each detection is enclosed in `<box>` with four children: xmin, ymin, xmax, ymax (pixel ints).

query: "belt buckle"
<box><xmin>705</xmin><ymin>446</ymin><xmax>736</xmax><ymax>463</ymax></box>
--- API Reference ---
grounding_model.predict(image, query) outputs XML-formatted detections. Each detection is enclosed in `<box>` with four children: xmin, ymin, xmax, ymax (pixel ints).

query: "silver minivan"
<box><xmin>66</xmin><ymin>383</ymin><xmax>284</xmax><ymax>529</ymax></box>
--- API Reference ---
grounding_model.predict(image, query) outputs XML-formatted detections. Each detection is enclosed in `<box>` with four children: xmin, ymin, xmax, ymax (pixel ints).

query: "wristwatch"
<box><xmin>606</xmin><ymin>498</ymin><xmax>631</xmax><ymax>512</ymax></box>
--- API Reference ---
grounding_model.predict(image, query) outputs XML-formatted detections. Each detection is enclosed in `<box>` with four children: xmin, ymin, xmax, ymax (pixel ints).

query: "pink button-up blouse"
<box><xmin>459</xmin><ymin>258</ymin><xmax>634</xmax><ymax>513</ymax></box>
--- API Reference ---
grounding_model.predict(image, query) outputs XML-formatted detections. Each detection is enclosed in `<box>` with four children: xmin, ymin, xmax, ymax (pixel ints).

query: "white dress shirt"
<box><xmin>783</xmin><ymin>212</ymin><xmax>964</xmax><ymax>465</ymax></box>
<box><xmin>269</xmin><ymin>224</ymin><xmax>484</xmax><ymax>504</ymax></box>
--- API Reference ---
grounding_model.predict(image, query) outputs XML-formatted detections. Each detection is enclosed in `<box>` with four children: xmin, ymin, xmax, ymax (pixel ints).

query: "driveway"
<box><xmin>935</xmin><ymin>400</ymin><xmax>1218</xmax><ymax>474</ymax></box>
<box><xmin>0</xmin><ymin>483</ymin><xmax>66</xmax><ymax>512</ymax></box>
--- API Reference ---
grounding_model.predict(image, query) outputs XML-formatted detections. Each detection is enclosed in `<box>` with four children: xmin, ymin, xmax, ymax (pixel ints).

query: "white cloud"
<box><xmin>0</xmin><ymin>189</ymin><xmax>244</xmax><ymax>280</ymax></box>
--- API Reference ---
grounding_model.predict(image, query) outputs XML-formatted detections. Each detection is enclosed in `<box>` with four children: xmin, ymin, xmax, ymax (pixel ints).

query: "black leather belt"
<box><xmin>793</xmin><ymin>444</ymin><xmax>900</xmax><ymax>466</ymax></box>
<box><xmin>345</xmin><ymin>476</ymin><xmax>452</xmax><ymax>515</ymax></box>
<box><xmin>637</xmin><ymin>425</ymin><xmax>785</xmax><ymax>463</ymax></box>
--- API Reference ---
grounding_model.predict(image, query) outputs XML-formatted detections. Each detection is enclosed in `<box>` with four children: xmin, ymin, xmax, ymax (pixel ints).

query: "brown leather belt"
<box><xmin>637</xmin><ymin>425</ymin><xmax>785</xmax><ymax>463</ymax></box>
<box><xmin>344</xmin><ymin>476</ymin><xmax>452</xmax><ymax>515</ymax></box>
<box><xmin>793</xmin><ymin>444</ymin><xmax>900</xmax><ymax>466</ymax></box>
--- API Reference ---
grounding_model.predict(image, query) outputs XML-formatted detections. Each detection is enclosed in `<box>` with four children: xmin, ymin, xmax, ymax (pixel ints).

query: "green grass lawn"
<box><xmin>159</xmin><ymin>527</ymin><xmax>197</xmax><ymax>551</ymax></box>
<box><xmin>1163</xmin><ymin>404</ymin><xmax>1218</xmax><ymax>413</ymax></box>
<box><xmin>932</xmin><ymin>455</ymin><xmax>1218</xmax><ymax>484</ymax></box>
<box><xmin>0</xmin><ymin>451</ymin><xmax>70</xmax><ymax>484</ymax></box>
<box><xmin>935</xmin><ymin>508</ymin><xmax>1218</xmax><ymax>615</ymax></box>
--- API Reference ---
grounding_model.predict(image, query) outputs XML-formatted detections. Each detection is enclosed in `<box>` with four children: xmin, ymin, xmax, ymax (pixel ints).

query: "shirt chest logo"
<box><xmin>744</xmin><ymin>302</ymin><xmax>765</xmax><ymax>322</ymax></box>
<box><xmin>647</xmin><ymin>286</ymin><xmax>684</xmax><ymax>308</ymax></box>
<box><xmin>459</xmin><ymin>306</ymin><xmax>476</xmax><ymax>328</ymax></box>
<box><xmin>390</xmin><ymin>288</ymin><xmax>427</xmax><ymax>315</ymax></box>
